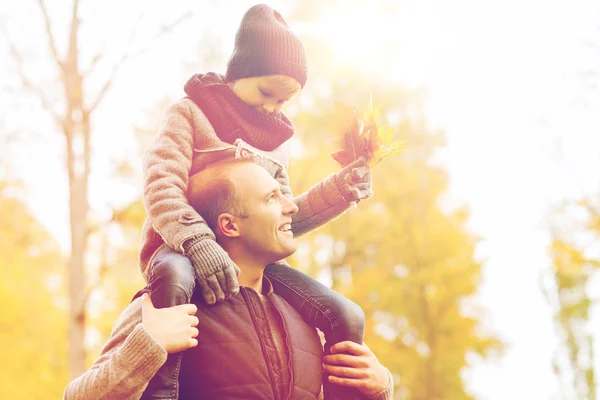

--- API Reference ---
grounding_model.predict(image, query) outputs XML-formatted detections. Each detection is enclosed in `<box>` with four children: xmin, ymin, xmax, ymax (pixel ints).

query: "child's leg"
<box><xmin>141</xmin><ymin>246</ymin><xmax>196</xmax><ymax>400</ymax></box>
<box><xmin>264</xmin><ymin>263</ymin><xmax>365</xmax><ymax>400</ymax></box>
<box><xmin>148</xmin><ymin>245</ymin><xmax>196</xmax><ymax>308</ymax></box>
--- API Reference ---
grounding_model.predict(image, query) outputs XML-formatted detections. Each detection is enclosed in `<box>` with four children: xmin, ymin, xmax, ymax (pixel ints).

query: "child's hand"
<box><xmin>141</xmin><ymin>293</ymin><xmax>199</xmax><ymax>354</ymax></box>
<box><xmin>334</xmin><ymin>156</ymin><xmax>373</xmax><ymax>203</ymax></box>
<box><xmin>323</xmin><ymin>341</ymin><xmax>390</xmax><ymax>396</ymax></box>
<box><xmin>184</xmin><ymin>238</ymin><xmax>241</xmax><ymax>304</ymax></box>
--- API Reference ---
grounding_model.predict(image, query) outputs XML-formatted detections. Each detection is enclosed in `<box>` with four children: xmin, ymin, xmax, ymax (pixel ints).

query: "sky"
<box><xmin>2</xmin><ymin>0</ymin><xmax>600</xmax><ymax>399</ymax></box>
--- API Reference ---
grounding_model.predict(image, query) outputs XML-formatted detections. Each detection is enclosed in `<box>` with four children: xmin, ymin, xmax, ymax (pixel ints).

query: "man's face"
<box><xmin>228</xmin><ymin>75</ymin><xmax>301</xmax><ymax>115</ymax></box>
<box><xmin>229</xmin><ymin>163</ymin><xmax>299</xmax><ymax>262</ymax></box>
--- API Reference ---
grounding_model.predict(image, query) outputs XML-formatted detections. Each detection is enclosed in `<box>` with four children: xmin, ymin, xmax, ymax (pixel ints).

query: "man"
<box><xmin>63</xmin><ymin>158</ymin><xmax>393</xmax><ymax>400</ymax></box>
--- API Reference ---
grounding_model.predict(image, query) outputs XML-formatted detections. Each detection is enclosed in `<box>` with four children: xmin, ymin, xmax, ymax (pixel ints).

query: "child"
<box><xmin>140</xmin><ymin>4</ymin><xmax>374</xmax><ymax>399</ymax></box>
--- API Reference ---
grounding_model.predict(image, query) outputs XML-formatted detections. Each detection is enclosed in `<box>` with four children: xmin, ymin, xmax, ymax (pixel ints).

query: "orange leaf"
<box><xmin>329</xmin><ymin>99</ymin><xmax>405</xmax><ymax>167</ymax></box>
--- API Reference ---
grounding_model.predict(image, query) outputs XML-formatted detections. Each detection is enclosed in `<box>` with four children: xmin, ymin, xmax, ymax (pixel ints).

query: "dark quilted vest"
<box><xmin>178</xmin><ymin>286</ymin><xmax>323</xmax><ymax>399</ymax></box>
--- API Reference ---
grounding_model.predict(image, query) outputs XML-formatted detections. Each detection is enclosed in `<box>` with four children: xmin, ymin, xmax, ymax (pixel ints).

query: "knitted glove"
<box><xmin>334</xmin><ymin>156</ymin><xmax>373</xmax><ymax>203</ymax></box>
<box><xmin>183</xmin><ymin>236</ymin><xmax>241</xmax><ymax>304</ymax></box>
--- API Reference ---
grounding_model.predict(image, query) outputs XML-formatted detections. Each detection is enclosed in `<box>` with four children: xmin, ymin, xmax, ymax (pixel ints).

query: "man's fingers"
<box><xmin>189</xmin><ymin>315</ymin><xmax>199</xmax><ymax>327</ymax></box>
<box><xmin>141</xmin><ymin>293</ymin><xmax>154</xmax><ymax>312</ymax></box>
<box><xmin>189</xmin><ymin>338</ymin><xmax>198</xmax><ymax>348</ymax></box>
<box><xmin>323</xmin><ymin>364</ymin><xmax>367</xmax><ymax>379</ymax></box>
<box><xmin>323</xmin><ymin>354</ymin><xmax>364</xmax><ymax>368</ymax></box>
<box><xmin>173</xmin><ymin>303</ymin><xmax>197</xmax><ymax>315</ymax></box>
<box><xmin>197</xmin><ymin>279</ymin><xmax>216</xmax><ymax>305</ymax></box>
<box><xmin>190</xmin><ymin>327</ymin><xmax>199</xmax><ymax>338</ymax></box>
<box><xmin>330</xmin><ymin>341</ymin><xmax>367</xmax><ymax>356</ymax></box>
<box><xmin>328</xmin><ymin>375</ymin><xmax>364</xmax><ymax>389</ymax></box>
<box><xmin>207</xmin><ymin>274</ymin><xmax>226</xmax><ymax>303</ymax></box>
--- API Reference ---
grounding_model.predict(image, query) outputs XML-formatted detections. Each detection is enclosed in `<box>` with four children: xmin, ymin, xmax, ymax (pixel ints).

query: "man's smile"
<box><xmin>278</xmin><ymin>222</ymin><xmax>293</xmax><ymax>235</ymax></box>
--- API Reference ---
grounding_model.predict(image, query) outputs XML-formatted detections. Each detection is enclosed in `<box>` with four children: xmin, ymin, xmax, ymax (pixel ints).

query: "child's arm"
<box><xmin>143</xmin><ymin>100</ymin><xmax>214</xmax><ymax>251</ymax></box>
<box><xmin>63</xmin><ymin>294</ymin><xmax>199</xmax><ymax>400</ymax></box>
<box><xmin>277</xmin><ymin>157</ymin><xmax>373</xmax><ymax>237</ymax></box>
<box><xmin>143</xmin><ymin>99</ymin><xmax>239</xmax><ymax>303</ymax></box>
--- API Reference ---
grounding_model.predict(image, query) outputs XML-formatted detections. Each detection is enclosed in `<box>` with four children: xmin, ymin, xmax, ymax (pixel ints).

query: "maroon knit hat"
<box><xmin>226</xmin><ymin>4</ymin><xmax>308</xmax><ymax>88</ymax></box>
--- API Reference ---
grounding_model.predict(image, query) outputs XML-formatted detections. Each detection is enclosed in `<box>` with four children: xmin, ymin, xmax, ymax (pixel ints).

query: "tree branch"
<box><xmin>82</xmin><ymin>13</ymin><xmax>146</xmax><ymax>77</ymax></box>
<box><xmin>81</xmin><ymin>51</ymin><xmax>103</xmax><ymax>77</ymax></box>
<box><xmin>0</xmin><ymin>24</ymin><xmax>64</xmax><ymax>129</ymax></box>
<box><xmin>66</xmin><ymin>0</ymin><xmax>80</xmax><ymax>67</ymax></box>
<box><xmin>35</xmin><ymin>0</ymin><xmax>64</xmax><ymax>71</ymax></box>
<box><xmin>88</xmin><ymin>11</ymin><xmax>193</xmax><ymax>113</ymax></box>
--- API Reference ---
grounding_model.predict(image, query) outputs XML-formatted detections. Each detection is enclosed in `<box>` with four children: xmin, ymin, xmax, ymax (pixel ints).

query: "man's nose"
<box><xmin>282</xmin><ymin>196</ymin><xmax>299</xmax><ymax>215</ymax></box>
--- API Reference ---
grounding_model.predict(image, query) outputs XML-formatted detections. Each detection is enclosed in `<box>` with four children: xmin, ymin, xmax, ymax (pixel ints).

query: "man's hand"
<box><xmin>335</xmin><ymin>156</ymin><xmax>373</xmax><ymax>203</ymax></box>
<box><xmin>323</xmin><ymin>341</ymin><xmax>389</xmax><ymax>396</ymax></box>
<box><xmin>141</xmin><ymin>293</ymin><xmax>200</xmax><ymax>354</ymax></box>
<box><xmin>184</xmin><ymin>238</ymin><xmax>241</xmax><ymax>304</ymax></box>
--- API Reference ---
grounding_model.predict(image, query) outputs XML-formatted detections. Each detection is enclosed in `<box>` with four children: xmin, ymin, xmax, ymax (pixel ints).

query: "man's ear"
<box><xmin>217</xmin><ymin>213</ymin><xmax>240</xmax><ymax>238</ymax></box>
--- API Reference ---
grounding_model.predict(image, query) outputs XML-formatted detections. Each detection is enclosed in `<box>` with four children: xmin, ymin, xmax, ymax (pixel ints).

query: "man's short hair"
<box><xmin>187</xmin><ymin>158</ymin><xmax>254</xmax><ymax>231</ymax></box>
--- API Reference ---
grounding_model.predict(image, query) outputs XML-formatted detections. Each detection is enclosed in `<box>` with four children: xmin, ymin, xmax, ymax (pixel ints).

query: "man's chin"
<box><xmin>274</xmin><ymin>244</ymin><xmax>297</xmax><ymax>262</ymax></box>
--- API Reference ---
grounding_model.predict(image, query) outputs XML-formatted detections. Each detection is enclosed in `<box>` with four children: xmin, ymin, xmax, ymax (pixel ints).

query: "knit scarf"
<box><xmin>184</xmin><ymin>73</ymin><xmax>294</xmax><ymax>151</ymax></box>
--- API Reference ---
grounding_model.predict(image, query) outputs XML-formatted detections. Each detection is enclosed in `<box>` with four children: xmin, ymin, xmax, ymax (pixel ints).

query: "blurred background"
<box><xmin>1</xmin><ymin>0</ymin><xmax>599</xmax><ymax>398</ymax></box>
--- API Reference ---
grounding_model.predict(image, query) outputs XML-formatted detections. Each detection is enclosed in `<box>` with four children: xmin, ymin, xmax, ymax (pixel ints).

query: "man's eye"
<box><xmin>260</xmin><ymin>89</ymin><xmax>272</xmax><ymax>97</ymax></box>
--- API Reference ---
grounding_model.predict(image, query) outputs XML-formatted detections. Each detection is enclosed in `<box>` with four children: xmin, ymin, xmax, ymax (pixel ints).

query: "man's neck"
<box><xmin>226</xmin><ymin>246</ymin><xmax>267</xmax><ymax>294</ymax></box>
<box><xmin>238</xmin><ymin>270</ymin><xmax>264</xmax><ymax>294</ymax></box>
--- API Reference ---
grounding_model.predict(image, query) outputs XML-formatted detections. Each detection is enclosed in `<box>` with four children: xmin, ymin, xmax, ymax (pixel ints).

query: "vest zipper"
<box><xmin>270</xmin><ymin>295</ymin><xmax>295</xmax><ymax>400</ymax></box>
<box><xmin>241</xmin><ymin>288</ymin><xmax>280</xmax><ymax>399</ymax></box>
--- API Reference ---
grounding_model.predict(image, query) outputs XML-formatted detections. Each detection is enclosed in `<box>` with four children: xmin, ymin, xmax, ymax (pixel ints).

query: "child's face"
<box><xmin>227</xmin><ymin>75</ymin><xmax>301</xmax><ymax>115</ymax></box>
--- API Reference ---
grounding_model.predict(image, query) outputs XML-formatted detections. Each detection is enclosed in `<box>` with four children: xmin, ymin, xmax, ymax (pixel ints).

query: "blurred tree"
<box><xmin>0</xmin><ymin>0</ymin><xmax>191</xmax><ymax>378</ymax></box>
<box><xmin>85</xmin><ymin>34</ymin><xmax>229</xmax><ymax>355</ymax></box>
<box><xmin>544</xmin><ymin>199</ymin><xmax>600</xmax><ymax>400</ymax></box>
<box><xmin>282</xmin><ymin>3</ymin><xmax>503</xmax><ymax>397</ymax></box>
<box><xmin>540</xmin><ymin>12</ymin><xmax>600</xmax><ymax>400</ymax></box>
<box><xmin>286</xmin><ymin>85</ymin><xmax>502</xmax><ymax>399</ymax></box>
<box><xmin>30</xmin><ymin>1</ymin><xmax>503</xmax><ymax>396</ymax></box>
<box><xmin>0</xmin><ymin>182</ymin><xmax>68</xmax><ymax>399</ymax></box>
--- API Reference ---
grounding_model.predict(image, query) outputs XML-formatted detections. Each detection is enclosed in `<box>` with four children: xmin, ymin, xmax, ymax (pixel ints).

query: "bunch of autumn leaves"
<box><xmin>329</xmin><ymin>101</ymin><xmax>404</xmax><ymax>168</ymax></box>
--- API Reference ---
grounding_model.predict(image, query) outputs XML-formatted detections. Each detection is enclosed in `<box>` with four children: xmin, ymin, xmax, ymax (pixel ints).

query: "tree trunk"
<box><xmin>63</xmin><ymin>9</ymin><xmax>90</xmax><ymax>372</ymax></box>
<box><xmin>4</xmin><ymin>0</ymin><xmax>189</xmax><ymax>379</ymax></box>
<box><xmin>67</xmin><ymin>176</ymin><xmax>87</xmax><ymax>378</ymax></box>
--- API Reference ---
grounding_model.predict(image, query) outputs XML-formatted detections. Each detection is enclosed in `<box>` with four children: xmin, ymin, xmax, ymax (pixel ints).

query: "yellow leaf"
<box><xmin>378</xmin><ymin>126</ymin><xmax>395</xmax><ymax>145</ymax></box>
<box><xmin>364</xmin><ymin>106</ymin><xmax>381</xmax><ymax>126</ymax></box>
<box><xmin>329</xmin><ymin>99</ymin><xmax>405</xmax><ymax>167</ymax></box>
<box><xmin>368</xmin><ymin>140</ymin><xmax>405</xmax><ymax>167</ymax></box>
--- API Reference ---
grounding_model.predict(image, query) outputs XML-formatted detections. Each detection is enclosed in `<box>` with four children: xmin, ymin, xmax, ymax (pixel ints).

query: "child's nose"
<box><xmin>262</xmin><ymin>102</ymin><xmax>276</xmax><ymax>114</ymax></box>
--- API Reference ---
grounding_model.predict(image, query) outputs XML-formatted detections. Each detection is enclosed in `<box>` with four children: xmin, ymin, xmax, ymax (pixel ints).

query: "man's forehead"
<box><xmin>229</xmin><ymin>163</ymin><xmax>277</xmax><ymax>195</ymax></box>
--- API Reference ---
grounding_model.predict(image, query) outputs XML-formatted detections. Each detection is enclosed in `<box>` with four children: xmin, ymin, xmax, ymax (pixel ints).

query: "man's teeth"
<box><xmin>279</xmin><ymin>223</ymin><xmax>292</xmax><ymax>231</ymax></box>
